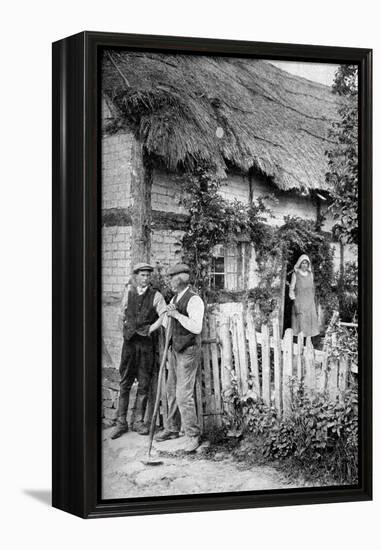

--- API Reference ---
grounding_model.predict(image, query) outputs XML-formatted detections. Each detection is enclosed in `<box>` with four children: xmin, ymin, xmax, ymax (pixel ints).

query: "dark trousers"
<box><xmin>117</xmin><ymin>335</ymin><xmax>155</xmax><ymax>424</ymax></box>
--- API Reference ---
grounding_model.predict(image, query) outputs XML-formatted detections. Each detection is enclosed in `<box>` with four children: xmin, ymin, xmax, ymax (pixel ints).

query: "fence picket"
<box><xmin>338</xmin><ymin>355</ymin><xmax>349</xmax><ymax>397</ymax></box>
<box><xmin>317</xmin><ymin>353</ymin><xmax>328</xmax><ymax>393</ymax></box>
<box><xmin>209</xmin><ymin>314</ymin><xmax>222</xmax><ymax>426</ymax></box>
<box><xmin>327</xmin><ymin>359</ymin><xmax>339</xmax><ymax>400</ymax></box>
<box><xmin>202</xmin><ymin>315</ymin><xmax>214</xmax><ymax>426</ymax></box>
<box><xmin>231</xmin><ymin>316</ymin><xmax>242</xmax><ymax>393</ymax></box>
<box><xmin>272</xmin><ymin>318</ymin><xmax>282</xmax><ymax>413</ymax></box>
<box><xmin>236</xmin><ymin>313</ymin><xmax>249</xmax><ymax>395</ymax></box>
<box><xmin>261</xmin><ymin>324</ymin><xmax>271</xmax><ymax>406</ymax></box>
<box><xmin>195</xmin><ymin>365</ymin><xmax>203</xmax><ymax>432</ymax></box>
<box><xmin>246</xmin><ymin>311</ymin><xmax>260</xmax><ymax>397</ymax></box>
<box><xmin>282</xmin><ymin>328</ymin><xmax>293</xmax><ymax>415</ymax></box>
<box><xmin>304</xmin><ymin>338</ymin><xmax>315</xmax><ymax>394</ymax></box>
<box><xmin>219</xmin><ymin>316</ymin><xmax>233</xmax><ymax>418</ymax></box>
<box><xmin>296</xmin><ymin>332</ymin><xmax>303</xmax><ymax>382</ymax></box>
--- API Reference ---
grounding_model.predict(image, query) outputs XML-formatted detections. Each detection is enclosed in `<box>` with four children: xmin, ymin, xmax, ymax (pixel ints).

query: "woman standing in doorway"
<box><xmin>289</xmin><ymin>254</ymin><xmax>319</xmax><ymax>338</ymax></box>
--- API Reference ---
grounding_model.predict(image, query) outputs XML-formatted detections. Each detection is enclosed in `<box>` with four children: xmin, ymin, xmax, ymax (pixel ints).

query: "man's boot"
<box><xmin>110</xmin><ymin>393</ymin><xmax>130</xmax><ymax>439</ymax></box>
<box><xmin>110</xmin><ymin>417</ymin><xmax>128</xmax><ymax>439</ymax></box>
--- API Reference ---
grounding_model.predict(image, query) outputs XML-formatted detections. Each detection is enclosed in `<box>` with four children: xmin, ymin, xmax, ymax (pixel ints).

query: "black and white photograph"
<box><xmin>100</xmin><ymin>50</ymin><xmax>360</xmax><ymax>500</ymax></box>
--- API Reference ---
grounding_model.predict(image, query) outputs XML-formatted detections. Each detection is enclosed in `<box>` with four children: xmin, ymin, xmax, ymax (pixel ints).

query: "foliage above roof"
<box><xmin>102</xmin><ymin>51</ymin><xmax>342</xmax><ymax>193</ymax></box>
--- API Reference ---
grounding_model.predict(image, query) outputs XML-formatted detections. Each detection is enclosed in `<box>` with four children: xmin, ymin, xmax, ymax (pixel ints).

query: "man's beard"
<box><xmin>172</xmin><ymin>281</ymin><xmax>187</xmax><ymax>294</ymax></box>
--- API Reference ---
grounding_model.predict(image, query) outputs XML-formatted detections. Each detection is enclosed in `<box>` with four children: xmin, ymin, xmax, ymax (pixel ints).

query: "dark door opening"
<box><xmin>282</xmin><ymin>248</ymin><xmax>304</xmax><ymax>336</ymax></box>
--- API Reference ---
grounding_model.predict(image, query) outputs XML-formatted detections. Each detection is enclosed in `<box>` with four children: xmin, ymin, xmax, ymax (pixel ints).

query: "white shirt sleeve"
<box><xmin>289</xmin><ymin>272</ymin><xmax>296</xmax><ymax>300</ymax></box>
<box><xmin>176</xmin><ymin>295</ymin><xmax>205</xmax><ymax>334</ymax></box>
<box><xmin>153</xmin><ymin>291</ymin><xmax>167</xmax><ymax>317</ymax></box>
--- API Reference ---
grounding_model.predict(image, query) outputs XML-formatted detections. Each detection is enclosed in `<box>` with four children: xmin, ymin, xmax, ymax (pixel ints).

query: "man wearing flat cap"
<box><xmin>155</xmin><ymin>263</ymin><xmax>205</xmax><ymax>453</ymax></box>
<box><xmin>111</xmin><ymin>262</ymin><xmax>166</xmax><ymax>439</ymax></box>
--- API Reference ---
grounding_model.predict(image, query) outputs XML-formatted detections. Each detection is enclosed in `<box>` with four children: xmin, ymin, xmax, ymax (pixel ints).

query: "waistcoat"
<box><xmin>123</xmin><ymin>286</ymin><xmax>158</xmax><ymax>341</ymax></box>
<box><xmin>171</xmin><ymin>288</ymin><xmax>201</xmax><ymax>353</ymax></box>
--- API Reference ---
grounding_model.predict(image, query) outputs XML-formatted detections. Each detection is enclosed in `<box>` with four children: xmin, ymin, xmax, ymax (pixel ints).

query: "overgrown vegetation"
<box><xmin>180</xmin><ymin>166</ymin><xmax>269</xmax><ymax>300</ymax></box>
<box><xmin>325</xmin><ymin>316</ymin><xmax>358</xmax><ymax>367</ymax></box>
<box><xmin>326</xmin><ymin>65</ymin><xmax>358</xmax><ymax>245</ymax></box>
<box><xmin>335</xmin><ymin>261</ymin><xmax>358</xmax><ymax>322</ymax></box>
<box><xmin>180</xmin><ymin>167</ymin><xmax>337</xmax><ymax>324</ymax></box>
<box><xmin>222</xmin><ymin>379</ymin><xmax>358</xmax><ymax>485</ymax></box>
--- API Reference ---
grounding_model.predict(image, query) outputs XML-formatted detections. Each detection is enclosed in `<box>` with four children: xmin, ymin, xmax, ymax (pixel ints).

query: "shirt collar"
<box><xmin>136</xmin><ymin>285</ymin><xmax>148</xmax><ymax>295</ymax></box>
<box><xmin>175</xmin><ymin>286</ymin><xmax>189</xmax><ymax>301</ymax></box>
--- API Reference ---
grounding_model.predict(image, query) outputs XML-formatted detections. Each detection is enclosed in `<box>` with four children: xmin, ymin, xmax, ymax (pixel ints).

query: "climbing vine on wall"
<box><xmin>180</xmin><ymin>166</ymin><xmax>270</xmax><ymax>300</ymax></box>
<box><xmin>180</xmin><ymin>166</ymin><xmax>337</xmax><ymax>323</ymax></box>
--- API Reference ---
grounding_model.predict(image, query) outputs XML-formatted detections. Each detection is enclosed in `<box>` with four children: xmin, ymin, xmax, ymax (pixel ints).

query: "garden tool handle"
<box><xmin>146</xmin><ymin>318</ymin><xmax>172</xmax><ymax>458</ymax></box>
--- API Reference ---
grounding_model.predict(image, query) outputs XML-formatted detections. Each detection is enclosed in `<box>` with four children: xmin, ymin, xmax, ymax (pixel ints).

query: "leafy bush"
<box><xmin>335</xmin><ymin>261</ymin><xmax>358</xmax><ymax>322</ymax></box>
<box><xmin>223</xmin><ymin>380</ymin><xmax>358</xmax><ymax>484</ymax></box>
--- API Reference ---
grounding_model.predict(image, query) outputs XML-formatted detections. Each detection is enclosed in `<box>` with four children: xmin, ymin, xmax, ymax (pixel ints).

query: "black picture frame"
<box><xmin>52</xmin><ymin>31</ymin><xmax>372</xmax><ymax>519</ymax></box>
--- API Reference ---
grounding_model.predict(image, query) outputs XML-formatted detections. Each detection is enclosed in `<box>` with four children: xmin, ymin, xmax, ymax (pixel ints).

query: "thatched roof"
<box><xmin>102</xmin><ymin>51</ymin><xmax>342</xmax><ymax>193</ymax></box>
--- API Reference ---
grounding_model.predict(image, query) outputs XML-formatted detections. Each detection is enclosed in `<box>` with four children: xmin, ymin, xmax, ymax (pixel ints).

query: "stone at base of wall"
<box><xmin>102</xmin><ymin>369</ymin><xmax>139</xmax><ymax>428</ymax></box>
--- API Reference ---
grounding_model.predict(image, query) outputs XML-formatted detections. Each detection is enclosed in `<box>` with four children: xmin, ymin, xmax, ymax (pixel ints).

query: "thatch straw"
<box><xmin>102</xmin><ymin>51</ymin><xmax>342</xmax><ymax>193</ymax></box>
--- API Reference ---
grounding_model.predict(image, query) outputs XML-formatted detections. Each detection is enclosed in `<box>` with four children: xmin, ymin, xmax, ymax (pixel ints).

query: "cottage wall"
<box><xmin>250</xmin><ymin>177</ymin><xmax>317</xmax><ymax>225</ymax></box>
<box><xmin>219</xmin><ymin>174</ymin><xmax>250</xmax><ymax>204</ymax></box>
<box><xmin>102</xmin><ymin>133</ymin><xmax>133</xmax><ymax>210</ymax></box>
<box><xmin>151</xmin><ymin>170</ymin><xmax>187</xmax><ymax>214</ymax></box>
<box><xmin>101</xmin><ymin>130</ymin><xmax>356</xmax><ymax>376</ymax></box>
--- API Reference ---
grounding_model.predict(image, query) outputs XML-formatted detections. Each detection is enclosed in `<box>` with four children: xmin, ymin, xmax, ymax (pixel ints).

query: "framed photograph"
<box><xmin>52</xmin><ymin>31</ymin><xmax>372</xmax><ymax>518</ymax></box>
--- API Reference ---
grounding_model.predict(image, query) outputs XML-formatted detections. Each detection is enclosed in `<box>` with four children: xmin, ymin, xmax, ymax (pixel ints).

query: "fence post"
<box><xmin>296</xmin><ymin>332</ymin><xmax>304</xmax><ymax>382</ymax></box>
<box><xmin>318</xmin><ymin>353</ymin><xmax>328</xmax><ymax>393</ymax></box>
<box><xmin>236</xmin><ymin>313</ymin><xmax>249</xmax><ymax>395</ymax></box>
<box><xmin>195</xmin><ymin>365</ymin><xmax>204</xmax><ymax>433</ymax></box>
<box><xmin>327</xmin><ymin>359</ymin><xmax>339</xmax><ymax>401</ymax></box>
<box><xmin>209</xmin><ymin>314</ymin><xmax>222</xmax><ymax>426</ymax></box>
<box><xmin>304</xmin><ymin>337</ymin><xmax>315</xmax><ymax>395</ymax></box>
<box><xmin>338</xmin><ymin>354</ymin><xmax>349</xmax><ymax>400</ymax></box>
<box><xmin>202</xmin><ymin>314</ymin><xmax>214</xmax><ymax>428</ymax></box>
<box><xmin>272</xmin><ymin>317</ymin><xmax>282</xmax><ymax>414</ymax></box>
<box><xmin>282</xmin><ymin>328</ymin><xmax>293</xmax><ymax>415</ymax></box>
<box><xmin>261</xmin><ymin>324</ymin><xmax>271</xmax><ymax>406</ymax></box>
<box><xmin>246</xmin><ymin>311</ymin><xmax>260</xmax><ymax>398</ymax></box>
<box><xmin>231</xmin><ymin>315</ymin><xmax>242</xmax><ymax>394</ymax></box>
<box><xmin>327</xmin><ymin>333</ymin><xmax>339</xmax><ymax>401</ymax></box>
<box><xmin>220</xmin><ymin>316</ymin><xmax>232</xmax><ymax>395</ymax></box>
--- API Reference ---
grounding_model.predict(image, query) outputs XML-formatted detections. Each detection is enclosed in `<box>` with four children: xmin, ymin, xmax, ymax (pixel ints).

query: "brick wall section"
<box><xmin>102</xmin><ymin>225</ymin><xmax>132</xmax><ymax>293</ymax></box>
<box><xmin>102</xmin><ymin>132</ymin><xmax>134</xmax><ymax>210</ymax></box>
<box><xmin>151</xmin><ymin>229</ymin><xmax>185</xmax><ymax>270</ymax></box>
<box><xmin>102</xmin><ymin>299</ymin><xmax>123</xmax><ymax>371</ymax></box>
<box><xmin>151</xmin><ymin>169</ymin><xmax>188</xmax><ymax>214</ymax></box>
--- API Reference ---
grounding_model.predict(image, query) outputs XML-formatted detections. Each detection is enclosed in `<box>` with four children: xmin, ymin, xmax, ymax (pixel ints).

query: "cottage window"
<box><xmin>210</xmin><ymin>255</ymin><xmax>225</xmax><ymax>290</ymax></box>
<box><xmin>210</xmin><ymin>243</ymin><xmax>249</xmax><ymax>291</ymax></box>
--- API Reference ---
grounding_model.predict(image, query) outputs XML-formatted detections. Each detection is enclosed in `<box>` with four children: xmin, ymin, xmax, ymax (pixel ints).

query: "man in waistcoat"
<box><xmin>155</xmin><ymin>263</ymin><xmax>205</xmax><ymax>453</ymax></box>
<box><xmin>110</xmin><ymin>263</ymin><xmax>166</xmax><ymax>439</ymax></box>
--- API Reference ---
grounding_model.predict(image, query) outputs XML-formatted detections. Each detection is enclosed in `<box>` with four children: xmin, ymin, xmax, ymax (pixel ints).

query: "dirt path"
<box><xmin>102</xmin><ymin>428</ymin><xmax>298</xmax><ymax>499</ymax></box>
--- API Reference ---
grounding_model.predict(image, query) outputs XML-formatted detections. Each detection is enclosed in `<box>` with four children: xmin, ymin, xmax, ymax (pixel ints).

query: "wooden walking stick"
<box><xmin>142</xmin><ymin>318</ymin><xmax>172</xmax><ymax>466</ymax></box>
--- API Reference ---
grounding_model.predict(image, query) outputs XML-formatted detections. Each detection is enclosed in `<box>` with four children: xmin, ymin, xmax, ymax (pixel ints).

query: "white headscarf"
<box><xmin>294</xmin><ymin>254</ymin><xmax>312</xmax><ymax>273</ymax></box>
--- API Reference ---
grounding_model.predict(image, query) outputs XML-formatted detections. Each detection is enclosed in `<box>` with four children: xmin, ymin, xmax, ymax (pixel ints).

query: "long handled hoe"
<box><xmin>141</xmin><ymin>318</ymin><xmax>172</xmax><ymax>466</ymax></box>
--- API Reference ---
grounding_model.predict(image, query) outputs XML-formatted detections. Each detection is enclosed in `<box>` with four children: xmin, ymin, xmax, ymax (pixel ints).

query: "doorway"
<box><xmin>282</xmin><ymin>248</ymin><xmax>303</xmax><ymax>336</ymax></box>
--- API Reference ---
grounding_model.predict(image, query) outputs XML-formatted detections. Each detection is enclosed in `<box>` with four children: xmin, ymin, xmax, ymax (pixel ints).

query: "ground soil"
<box><xmin>102</xmin><ymin>428</ymin><xmax>300</xmax><ymax>499</ymax></box>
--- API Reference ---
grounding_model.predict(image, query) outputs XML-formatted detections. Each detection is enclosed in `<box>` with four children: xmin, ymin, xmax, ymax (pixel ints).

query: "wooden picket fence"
<box><xmin>151</xmin><ymin>305</ymin><xmax>357</xmax><ymax>433</ymax></box>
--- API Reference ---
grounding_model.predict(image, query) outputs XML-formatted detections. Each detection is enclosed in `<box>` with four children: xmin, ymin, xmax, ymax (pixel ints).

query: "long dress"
<box><xmin>290</xmin><ymin>270</ymin><xmax>319</xmax><ymax>337</ymax></box>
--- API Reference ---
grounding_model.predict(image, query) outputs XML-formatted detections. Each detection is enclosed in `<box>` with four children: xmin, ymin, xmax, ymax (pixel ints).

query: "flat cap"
<box><xmin>132</xmin><ymin>262</ymin><xmax>154</xmax><ymax>274</ymax></box>
<box><xmin>167</xmin><ymin>263</ymin><xmax>190</xmax><ymax>277</ymax></box>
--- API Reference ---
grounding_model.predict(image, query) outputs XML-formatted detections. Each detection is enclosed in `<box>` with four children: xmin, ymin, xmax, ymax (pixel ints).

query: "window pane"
<box><xmin>214</xmin><ymin>274</ymin><xmax>225</xmax><ymax>290</ymax></box>
<box><xmin>213</xmin><ymin>256</ymin><xmax>225</xmax><ymax>272</ymax></box>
